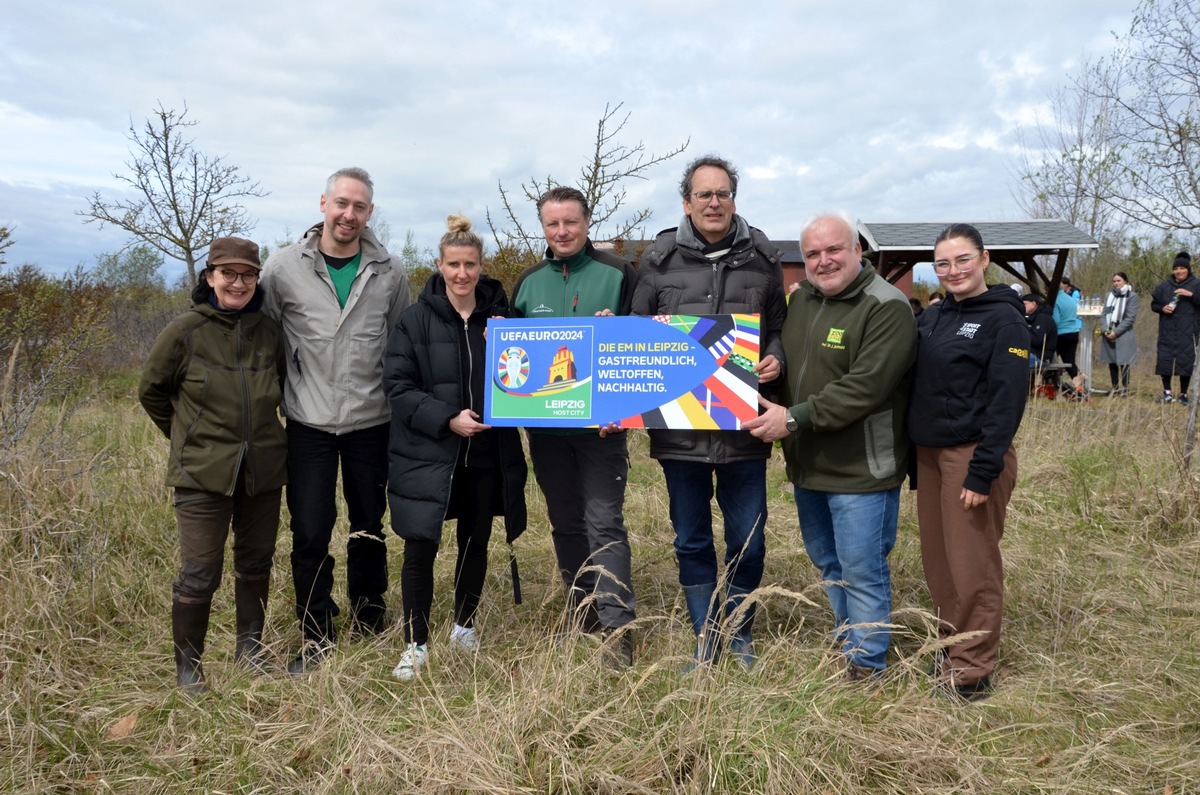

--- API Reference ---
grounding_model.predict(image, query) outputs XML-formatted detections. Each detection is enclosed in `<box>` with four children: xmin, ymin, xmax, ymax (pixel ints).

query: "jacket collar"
<box><xmin>300</xmin><ymin>222</ymin><xmax>394</xmax><ymax>274</ymax></box>
<box><xmin>675</xmin><ymin>213</ymin><xmax>752</xmax><ymax>253</ymax></box>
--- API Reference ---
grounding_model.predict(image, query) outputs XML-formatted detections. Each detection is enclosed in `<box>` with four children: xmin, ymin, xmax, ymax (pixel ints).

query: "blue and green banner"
<box><xmin>484</xmin><ymin>314</ymin><xmax>761</xmax><ymax>429</ymax></box>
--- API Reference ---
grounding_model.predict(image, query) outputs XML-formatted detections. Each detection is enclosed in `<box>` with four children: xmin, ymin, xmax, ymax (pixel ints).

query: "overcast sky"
<box><xmin>1</xmin><ymin>1</ymin><xmax>1136</xmax><ymax>282</ymax></box>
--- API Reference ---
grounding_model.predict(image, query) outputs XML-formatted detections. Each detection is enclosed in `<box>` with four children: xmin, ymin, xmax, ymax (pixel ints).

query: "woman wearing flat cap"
<box><xmin>139</xmin><ymin>237</ymin><xmax>288</xmax><ymax>693</ymax></box>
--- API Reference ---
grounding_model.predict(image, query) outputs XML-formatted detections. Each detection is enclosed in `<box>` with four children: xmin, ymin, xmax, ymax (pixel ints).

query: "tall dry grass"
<box><xmin>2</xmin><ymin>384</ymin><xmax>1199</xmax><ymax>793</ymax></box>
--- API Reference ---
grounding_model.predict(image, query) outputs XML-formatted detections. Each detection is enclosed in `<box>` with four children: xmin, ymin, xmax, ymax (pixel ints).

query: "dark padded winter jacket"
<box><xmin>632</xmin><ymin>215</ymin><xmax>787</xmax><ymax>463</ymax></box>
<box><xmin>383</xmin><ymin>274</ymin><xmax>527</xmax><ymax>544</ymax></box>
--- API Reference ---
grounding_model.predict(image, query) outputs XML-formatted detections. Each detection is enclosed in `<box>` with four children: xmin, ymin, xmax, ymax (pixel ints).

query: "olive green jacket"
<box><xmin>139</xmin><ymin>298</ymin><xmax>288</xmax><ymax>496</ymax></box>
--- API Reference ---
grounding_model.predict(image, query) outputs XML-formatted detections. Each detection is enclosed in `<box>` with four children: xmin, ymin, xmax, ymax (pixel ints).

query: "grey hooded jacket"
<box><xmin>261</xmin><ymin>223</ymin><xmax>410</xmax><ymax>433</ymax></box>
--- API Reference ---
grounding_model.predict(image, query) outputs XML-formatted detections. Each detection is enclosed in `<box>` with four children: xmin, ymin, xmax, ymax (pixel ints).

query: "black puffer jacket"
<box><xmin>632</xmin><ymin>215</ymin><xmax>787</xmax><ymax>463</ymax></box>
<box><xmin>383</xmin><ymin>274</ymin><xmax>527</xmax><ymax>544</ymax></box>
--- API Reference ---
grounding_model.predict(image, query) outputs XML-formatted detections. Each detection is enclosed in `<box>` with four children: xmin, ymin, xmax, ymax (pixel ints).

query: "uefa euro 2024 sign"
<box><xmin>484</xmin><ymin>314</ymin><xmax>762</xmax><ymax>429</ymax></box>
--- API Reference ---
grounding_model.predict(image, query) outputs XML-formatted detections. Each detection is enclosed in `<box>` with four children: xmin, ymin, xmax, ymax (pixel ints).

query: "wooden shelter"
<box><xmin>860</xmin><ymin>220</ymin><xmax>1098</xmax><ymax>302</ymax></box>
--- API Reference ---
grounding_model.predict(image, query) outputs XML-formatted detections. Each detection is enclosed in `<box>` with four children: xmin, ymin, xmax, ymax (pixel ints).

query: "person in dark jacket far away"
<box><xmin>511</xmin><ymin>186</ymin><xmax>639</xmax><ymax>671</ymax></box>
<box><xmin>260</xmin><ymin>167</ymin><xmax>411</xmax><ymax>675</ymax></box>
<box><xmin>382</xmin><ymin>215</ymin><xmax>527</xmax><ymax>681</ymax></box>
<box><xmin>633</xmin><ymin>155</ymin><xmax>786</xmax><ymax>671</ymax></box>
<box><xmin>139</xmin><ymin>237</ymin><xmax>287</xmax><ymax>693</ymax></box>
<box><xmin>1021</xmin><ymin>293</ymin><xmax>1058</xmax><ymax>369</ymax></box>
<box><xmin>746</xmin><ymin>212</ymin><xmax>916</xmax><ymax>682</ymax></box>
<box><xmin>1151</xmin><ymin>251</ymin><xmax>1200</xmax><ymax>405</ymax></box>
<box><xmin>908</xmin><ymin>223</ymin><xmax>1028</xmax><ymax>702</ymax></box>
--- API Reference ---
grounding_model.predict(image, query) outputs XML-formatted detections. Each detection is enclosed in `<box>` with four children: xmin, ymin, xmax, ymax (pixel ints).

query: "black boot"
<box><xmin>287</xmin><ymin>612</ymin><xmax>335</xmax><ymax>676</ymax></box>
<box><xmin>173</xmin><ymin>599</ymin><xmax>211</xmax><ymax>694</ymax></box>
<box><xmin>234</xmin><ymin>577</ymin><xmax>270</xmax><ymax>674</ymax></box>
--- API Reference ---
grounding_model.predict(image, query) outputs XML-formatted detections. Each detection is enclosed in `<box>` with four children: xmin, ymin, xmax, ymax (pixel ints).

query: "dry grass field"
<box><xmin>2</xmin><ymin>373</ymin><xmax>1199</xmax><ymax>793</ymax></box>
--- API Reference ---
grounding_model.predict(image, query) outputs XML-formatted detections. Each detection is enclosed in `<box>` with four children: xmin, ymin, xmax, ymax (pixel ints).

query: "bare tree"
<box><xmin>79</xmin><ymin>102</ymin><xmax>267</xmax><ymax>285</ymax></box>
<box><xmin>1012</xmin><ymin>63</ymin><xmax>1126</xmax><ymax>242</ymax></box>
<box><xmin>487</xmin><ymin>102</ymin><xmax>689</xmax><ymax>258</ymax></box>
<box><xmin>1087</xmin><ymin>0</ymin><xmax>1200</xmax><ymax>232</ymax></box>
<box><xmin>0</xmin><ymin>226</ymin><xmax>12</xmax><ymax>268</ymax></box>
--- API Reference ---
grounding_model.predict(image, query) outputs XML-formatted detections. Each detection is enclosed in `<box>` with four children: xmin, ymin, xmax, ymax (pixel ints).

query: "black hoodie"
<box><xmin>908</xmin><ymin>285</ymin><xmax>1028</xmax><ymax>495</ymax></box>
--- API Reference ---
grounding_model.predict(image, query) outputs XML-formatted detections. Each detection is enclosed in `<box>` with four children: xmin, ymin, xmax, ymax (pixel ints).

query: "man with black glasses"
<box><xmin>632</xmin><ymin>155</ymin><xmax>786</xmax><ymax>670</ymax></box>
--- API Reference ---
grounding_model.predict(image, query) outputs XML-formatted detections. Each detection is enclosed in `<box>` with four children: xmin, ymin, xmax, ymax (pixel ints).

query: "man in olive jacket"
<box><xmin>746</xmin><ymin>212</ymin><xmax>915</xmax><ymax>680</ymax></box>
<box><xmin>632</xmin><ymin>155</ymin><xmax>786</xmax><ymax>669</ymax></box>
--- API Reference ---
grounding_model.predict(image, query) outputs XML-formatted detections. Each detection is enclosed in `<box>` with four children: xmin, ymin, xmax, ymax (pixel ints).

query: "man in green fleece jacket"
<box><xmin>511</xmin><ymin>186</ymin><xmax>639</xmax><ymax>670</ymax></box>
<box><xmin>745</xmin><ymin>212</ymin><xmax>916</xmax><ymax>680</ymax></box>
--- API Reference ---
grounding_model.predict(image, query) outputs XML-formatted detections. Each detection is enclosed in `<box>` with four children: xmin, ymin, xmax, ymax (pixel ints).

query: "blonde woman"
<box><xmin>382</xmin><ymin>215</ymin><xmax>527</xmax><ymax>680</ymax></box>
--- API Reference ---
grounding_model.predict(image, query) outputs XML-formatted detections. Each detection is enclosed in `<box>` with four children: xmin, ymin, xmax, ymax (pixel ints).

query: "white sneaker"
<box><xmin>449</xmin><ymin>624</ymin><xmax>479</xmax><ymax>651</ymax></box>
<box><xmin>391</xmin><ymin>643</ymin><xmax>427</xmax><ymax>681</ymax></box>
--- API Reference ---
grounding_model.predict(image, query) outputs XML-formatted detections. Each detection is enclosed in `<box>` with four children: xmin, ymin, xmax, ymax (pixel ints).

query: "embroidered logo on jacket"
<box><xmin>956</xmin><ymin>322</ymin><xmax>981</xmax><ymax>339</ymax></box>
<box><xmin>531</xmin><ymin>303</ymin><xmax>554</xmax><ymax>315</ymax></box>
<box><xmin>822</xmin><ymin>326</ymin><xmax>847</xmax><ymax>351</ymax></box>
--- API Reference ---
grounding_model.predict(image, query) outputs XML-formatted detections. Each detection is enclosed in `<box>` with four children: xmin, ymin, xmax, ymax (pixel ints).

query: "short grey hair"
<box><xmin>325</xmin><ymin>167</ymin><xmax>374</xmax><ymax>202</ymax></box>
<box><xmin>799</xmin><ymin>211</ymin><xmax>860</xmax><ymax>251</ymax></box>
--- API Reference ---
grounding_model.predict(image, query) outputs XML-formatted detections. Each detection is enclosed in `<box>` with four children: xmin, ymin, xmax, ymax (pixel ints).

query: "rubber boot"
<box><xmin>234</xmin><ymin>576</ymin><xmax>270</xmax><ymax>674</ymax></box>
<box><xmin>173</xmin><ymin>599</ymin><xmax>211</xmax><ymax>694</ymax></box>
<box><xmin>681</xmin><ymin>582</ymin><xmax>721</xmax><ymax>672</ymax></box>
<box><xmin>725</xmin><ymin>584</ymin><xmax>758</xmax><ymax>670</ymax></box>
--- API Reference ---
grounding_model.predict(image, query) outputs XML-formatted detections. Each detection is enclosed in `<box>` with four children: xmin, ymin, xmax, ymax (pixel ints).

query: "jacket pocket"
<box><xmin>863</xmin><ymin>409</ymin><xmax>896</xmax><ymax>480</ymax></box>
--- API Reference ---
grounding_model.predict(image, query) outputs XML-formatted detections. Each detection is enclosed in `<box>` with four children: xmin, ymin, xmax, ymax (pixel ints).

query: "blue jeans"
<box><xmin>660</xmin><ymin>459</ymin><xmax>766</xmax><ymax>592</ymax></box>
<box><xmin>793</xmin><ymin>486</ymin><xmax>899</xmax><ymax>672</ymax></box>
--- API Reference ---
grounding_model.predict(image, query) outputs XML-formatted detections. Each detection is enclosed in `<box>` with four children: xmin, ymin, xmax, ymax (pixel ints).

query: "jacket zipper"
<box><xmin>233</xmin><ymin>315</ymin><xmax>250</xmax><ymax>497</ymax></box>
<box><xmin>462</xmin><ymin>316</ymin><xmax>474</xmax><ymax>466</ymax></box>
<box><xmin>793</xmin><ymin>296</ymin><xmax>827</xmax><ymax>401</ymax></box>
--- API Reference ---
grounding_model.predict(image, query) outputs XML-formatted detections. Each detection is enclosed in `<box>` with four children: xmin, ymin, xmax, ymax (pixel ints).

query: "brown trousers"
<box><xmin>916</xmin><ymin>443</ymin><xmax>1017</xmax><ymax>686</ymax></box>
<box><xmin>173</xmin><ymin>484</ymin><xmax>282</xmax><ymax>604</ymax></box>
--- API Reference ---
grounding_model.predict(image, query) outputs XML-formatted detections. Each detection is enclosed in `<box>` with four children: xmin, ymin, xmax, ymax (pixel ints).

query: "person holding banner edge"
<box><xmin>632</xmin><ymin>155</ymin><xmax>786</xmax><ymax>670</ymax></box>
<box><xmin>746</xmin><ymin>212</ymin><xmax>916</xmax><ymax>681</ymax></box>
<box><xmin>511</xmin><ymin>186</ymin><xmax>640</xmax><ymax>670</ymax></box>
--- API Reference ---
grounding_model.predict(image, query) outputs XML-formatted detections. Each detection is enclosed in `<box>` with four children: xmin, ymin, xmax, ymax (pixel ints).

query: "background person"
<box><xmin>1151</xmin><ymin>251</ymin><xmax>1200</xmax><ymax>405</ymax></box>
<box><xmin>1053</xmin><ymin>280</ymin><xmax>1083</xmax><ymax>391</ymax></box>
<box><xmin>1021</xmin><ymin>293</ymin><xmax>1058</xmax><ymax>370</ymax></box>
<box><xmin>383</xmin><ymin>215</ymin><xmax>527</xmax><ymax>681</ymax></box>
<box><xmin>261</xmin><ymin>167</ymin><xmax>411</xmax><ymax>674</ymax></box>
<box><xmin>1099</xmin><ymin>272</ymin><xmax>1138</xmax><ymax>396</ymax></box>
<box><xmin>139</xmin><ymin>238</ymin><xmax>287</xmax><ymax>692</ymax></box>
<box><xmin>909</xmin><ymin>223</ymin><xmax>1028</xmax><ymax>702</ymax></box>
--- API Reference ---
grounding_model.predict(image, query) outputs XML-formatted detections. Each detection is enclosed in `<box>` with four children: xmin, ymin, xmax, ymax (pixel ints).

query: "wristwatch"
<box><xmin>785</xmin><ymin>412</ymin><xmax>798</xmax><ymax>433</ymax></box>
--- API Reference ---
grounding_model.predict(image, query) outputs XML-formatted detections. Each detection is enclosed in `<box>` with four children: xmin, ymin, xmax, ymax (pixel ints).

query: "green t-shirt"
<box><xmin>322</xmin><ymin>251</ymin><xmax>362</xmax><ymax>309</ymax></box>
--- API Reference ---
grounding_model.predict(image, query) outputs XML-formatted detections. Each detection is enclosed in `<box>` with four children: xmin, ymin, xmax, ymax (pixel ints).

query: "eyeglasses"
<box><xmin>932</xmin><ymin>253</ymin><xmax>982</xmax><ymax>274</ymax></box>
<box><xmin>691</xmin><ymin>190</ymin><xmax>735</xmax><ymax>203</ymax></box>
<box><xmin>214</xmin><ymin>268</ymin><xmax>259</xmax><ymax>284</ymax></box>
